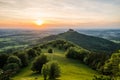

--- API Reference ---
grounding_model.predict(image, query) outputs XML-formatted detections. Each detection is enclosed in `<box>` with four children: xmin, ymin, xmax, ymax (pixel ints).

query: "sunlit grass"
<box><xmin>12</xmin><ymin>48</ymin><xmax>99</xmax><ymax>80</ymax></box>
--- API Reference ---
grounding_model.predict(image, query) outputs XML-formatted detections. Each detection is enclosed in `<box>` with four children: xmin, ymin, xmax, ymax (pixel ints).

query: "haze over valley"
<box><xmin>0</xmin><ymin>0</ymin><xmax>120</xmax><ymax>80</ymax></box>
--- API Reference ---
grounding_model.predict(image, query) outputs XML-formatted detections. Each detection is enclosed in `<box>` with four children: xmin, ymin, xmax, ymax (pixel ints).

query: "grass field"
<box><xmin>12</xmin><ymin>48</ymin><xmax>99</xmax><ymax>80</ymax></box>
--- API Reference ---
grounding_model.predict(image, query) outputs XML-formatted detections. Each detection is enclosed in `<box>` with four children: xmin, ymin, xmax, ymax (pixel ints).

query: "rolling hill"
<box><xmin>12</xmin><ymin>45</ymin><xmax>99</xmax><ymax>80</ymax></box>
<box><xmin>3</xmin><ymin>39</ymin><xmax>116</xmax><ymax>80</ymax></box>
<box><xmin>39</xmin><ymin>29</ymin><xmax>120</xmax><ymax>53</ymax></box>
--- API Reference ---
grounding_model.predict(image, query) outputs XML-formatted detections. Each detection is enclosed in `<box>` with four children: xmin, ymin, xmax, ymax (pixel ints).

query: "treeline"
<box><xmin>0</xmin><ymin>39</ymin><xmax>77</xmax><ymax>80</ymax></box>
<box><xmin>41</xmin><ymin>39</ymin><xmax>80</xmax><ymax>50</ymax></box>
<box><xmin>43</xmin><ymin>40</ymin><xmax>120</xmax><ymax>79</ymax></box>
<box><xmin>102</xmin><ymin>51</ymin><xmax>120</xmax><ymax>78</ymax></box>
<box><xmin>66</xmin><ymin>47</ymin><xmax>90</xmax><ymax>62</ymax></box>
<box><xmin>0</xmin><ymin>46</ymin><xmax>42</xmax><ymax>80</ymax></box>
<box><xmin>0</xmin><ymin>39</ymin><xmax>119</xmax><ymax>80</ymax></box>
<box><xmin>65</xmin><ymin>42</ymin><xmax>120</xmax><ymax>79</ymax></box>
<box><xmin>37</xmin><ymin>39</ymin><xmax>120</xmax><ymax>79</ymax></box>
<box><xmin>0</xmin><ymin>40</ymin><xmax>61</xmax><ymax>80</ymax></box>
<box><xmin>65</xmin><ymin>47</ymin><xmax>109</xmax><ymax>71</ymax></box>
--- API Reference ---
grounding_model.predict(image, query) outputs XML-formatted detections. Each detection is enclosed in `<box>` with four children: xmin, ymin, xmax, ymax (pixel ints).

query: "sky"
<box><xmin>0</xmin><ymin>0</ymin><xmax>120</xmax><ymax>29</ymax></box>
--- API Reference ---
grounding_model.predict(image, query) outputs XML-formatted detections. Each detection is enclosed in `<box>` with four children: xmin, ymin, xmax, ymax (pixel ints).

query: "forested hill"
<box><xmin>39</xmin><ymin>29</ymin><xmax>120</xmax><ymax>53</ymax></box>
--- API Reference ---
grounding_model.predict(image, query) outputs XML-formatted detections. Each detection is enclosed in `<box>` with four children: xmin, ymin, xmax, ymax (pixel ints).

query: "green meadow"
<box><xmin>13</xmin><ymin>48</ymin><xmax>99</xmax><ymax>80</ymax></box>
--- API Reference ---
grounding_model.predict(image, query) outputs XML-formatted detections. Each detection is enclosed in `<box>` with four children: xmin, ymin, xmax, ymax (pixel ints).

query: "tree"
<box><xmin>7</xmin><ymin>56</ymin><xmax>22</xmax><ymax>67</ymax></box>
<box><xmin>16</xmin><ymin>53</ymin><xmax>29</xmax><ymax>67</ymax></box>
<box><xmin>66</xmin><ymin>47</ymin><xmax>77</xmax><ymax>59</ymax></box>
<box><xmin>66</xmin><ymin>47</ymin><xmax>89</xmax><ymax>62</ymax></box>
<box><xmin>84</xmin><ymin>53</ymin><xmax>108</xmax><ymax>70</ymax></box>
<box><xmin>4</xmin><ymin>63</ymin><xmax>19</xmax><ymax>73</ymax></box>
<box><xmin>31</xmin><ymin>54</ymin><xmax>48</xmax><ymax>73</ymax></box>
<box><xmin>40</xmin><ymin>44</ymin><xmax>47</xmax><ymax>49</ymax></box>
<box><xmin>1</xmin><ymin>63</ymin><xmax>20</xmax><ymax>80</ymax></box>
<box><xmin>48</xmin><ymin>48</ymin><xmax>53</xmax><ymax>53</ymax></box>
<box><xmin>103</xmin><ymin>52</ymin><xmax>120</xmax><ymax>78</ymax></box>
<box><xmin>0</xmin><ymin>70</ymin><xmax>10</xmax><ymax>80</ymax></box>
<box><xmin>27</xmin><ymin>49</ymin><xmax>37</xmax><ymax>59</ymax></box>
<box><xmin>42</xmin><ymin>64</ymin><xmax>49</xmax><ymax>80</ymax></box>
<box><xmin>49</xmin><ymin>61</ymin><xmax>61</xmax><ymax>79</ymax></box>
<box><xmin>41</xmin><ymin>61</ymin><xmax>61</xmax><ymax>80</ymax></box>
<box><xmin>0</xmin><ymin>54</ymin><xmax>9</xmax><ymax>68</ymax></box>
<box><xmin>33</xmin><ymin>46</ymin><xmax>42</xmax><ymax>55</ymax></box>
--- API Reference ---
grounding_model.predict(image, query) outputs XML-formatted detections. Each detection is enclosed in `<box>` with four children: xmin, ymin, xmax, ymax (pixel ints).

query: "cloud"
<box><xmin>0</xmin><ymin>0</ymin><xmax>119</xmax><ymax>24</ymax></box>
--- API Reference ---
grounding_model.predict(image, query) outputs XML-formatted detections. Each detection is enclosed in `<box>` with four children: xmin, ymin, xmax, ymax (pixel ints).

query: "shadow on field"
<box><xmin>28</xmin><ymin>72</ymin><xmax>41</xmax><ymax>77</ymax></box>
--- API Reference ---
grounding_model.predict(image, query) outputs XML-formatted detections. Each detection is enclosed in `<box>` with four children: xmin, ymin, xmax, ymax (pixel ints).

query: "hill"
<box><xmin>1</xmin><ymin>39</ymin><xmax>114</xmax><ymax>80</ymax></box>
<box><xmin>12</xmin><ymin>45</ymin><xmax>99</xmax><ymax>80</ymax></box>
<box><xmin>39</xmin><ymin>29</ymin><xmax>120</xmax><ymax>53</ymax></box>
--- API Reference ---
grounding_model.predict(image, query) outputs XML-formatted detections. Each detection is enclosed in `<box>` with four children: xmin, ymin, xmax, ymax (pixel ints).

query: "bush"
<box><xmin>66</xmin><ymin>47</ymin><xmax>89</xmax><ymax>62</ymax></box>
<box><xmin>1</xmin><ymin>63</ymin><xmax>20</xmax><ymax>80</ymax></box>
<box><xmin>7</xmin><ymin>56</ymin><xmax>22</xmax><ymax>67</ymax></box>
<box><xmin>33</xmin><ymin>46</ymin><xmax>42</xmax><ymax>55</ymax></box>
<box><xmin>27</xmin><ymin>49</ymin><xmax>37</xmax><ymax>59</ymax></box>
<box><xmin>49</xmin><ymin>61</ymin><xmax>61</xmax><ymax>79</ymax></box>
<box><xmin>48</xmin><ymin>48</ymin><xmax>53</xmax><ymax>53</ymax></box>
<box><xmin>66</xmin><ymin>47</ymin><xmax>78</xmax><ymax>59</ymax></box>
<box><xmin>42</xmin><ymin>64</ymin><xmax>49</xmax><ymax>80</ymax></box>
<box><xmin>0</xmin><ymin>71</ymin><xmax>11</xmax><ymax>80</ymax></box>
<box><xmin>4</xmin><ymin>63</ymin><xmax>19</xmax><ymax>73</ymax></box>
<box><xmin>0</xmin><ymin>54</ymin><xmax>9</xmax><ymax>68</ymax></box>
<box><xmin>40</xmin><ymin>44</ymin><xmax>47</xmax><ymax>49</ymax></box>
<box><xmin>31</xmin><ymin>54</ymin><xmax>48</xmax><ymax>73</ymax></box>
<box><xmin>45</xmin><ymin>40</ymin><xmax>76</xmax><ymax>50</ymax></box>
<box><xmin>16</xmin><ymin>53</ymin><xmax>29</xmax><ymax>67</ymax></box>
<box><xmin>84</xmin><ymin>53</ymin><xmax>108</xmax><ymax>70</ymax></box>
<box><xmin>41</xmin><ymin>61</ymin><xmax>61</xmax><ymax>80</ymax></box>
<box><xmin>103</xmin><ymin>53</ymin><xmax>120</xmax><ymax>77</ymax></box>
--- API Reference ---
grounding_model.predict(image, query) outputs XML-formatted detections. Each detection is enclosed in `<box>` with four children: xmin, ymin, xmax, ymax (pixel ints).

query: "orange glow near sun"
<box><xmin>35</xmin><ymin>20</ymin><xmax>44</xmax><ymax>26</ymax></box>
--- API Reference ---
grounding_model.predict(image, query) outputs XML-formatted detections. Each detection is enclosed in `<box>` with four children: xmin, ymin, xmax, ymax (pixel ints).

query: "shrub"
<box><xmin>66</xmin><ymin>47</ymin><xmax>89</xmax><ymax>62</ymax></box>
<box><xmin>42</xmin><ymin>64</ymin><xmax>49</xmax><ymax>80</ymax></box>
<box><xmin>49</xmin><ymin>61</ymin><xmax>61</xmax><ymax>79</ymax></box>
<box><xmin>7</xmin><ymin>56</ymin><xmax>22</xmax><ymax>67</ymax></box>
<box><xmin>16</xmin><ymin>53</ymin><xmax>29</xmax><ymax>67</ymax></box>
<box><xmin>103</xmin><ymin>53</ymin><xmax>120</xmax><ymax>77</ymax></box>
<box><xmin>31</xmin><ymin>54</ymin><xmax>48</xmax><ymax>73</ymax></box>
<box><xmin>4</xmin><ymin>63</ymin><xmax>20</xmax><ymax>73</ymax></box>
<box><xmin>41</xmin><ymin>61</ymin><xmax>61</xmax><ymax>80</ymax></box>
<box><xmin>27</xmin><ymin>49</ymin><xmax>37</xmax><ymax>59</ymax></box>
<box><xmin>48</xmin><ymin>48</ymin><xmax>53</xmax><ymax>53</ymax></box>
<box><xmin>0</xmin><ymin>54</ymin><xmax>9</xmax><ymax>68</ymax></box>
<box><xmin>33</xmin><ymin>46</ymin><xmax>42</xmax><ymax>55</ymax></box>
<box><xmin>1</xmin><ymin>63</ymin><xmax>20</xmax><ymax>80</ymax></box>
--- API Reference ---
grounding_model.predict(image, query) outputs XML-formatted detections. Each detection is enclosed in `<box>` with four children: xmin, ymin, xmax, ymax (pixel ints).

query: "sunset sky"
<box><xmin>0</xmin><ymin>0</ymin><xmax>120</xmax><ymax>29</ymax></box>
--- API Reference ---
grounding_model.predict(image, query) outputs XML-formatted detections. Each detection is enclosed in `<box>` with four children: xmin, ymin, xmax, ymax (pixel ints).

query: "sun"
<box><xmin>35</xmin><ymin>20</ymin><xmax>44</xmax><ymax>25</ymax></box>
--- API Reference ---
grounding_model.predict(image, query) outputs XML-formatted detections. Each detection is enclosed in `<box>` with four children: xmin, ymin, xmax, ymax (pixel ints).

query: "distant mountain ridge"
<box><xmin>39</xmin><ymin>29</ymin><xmax>120</xmax><ymax>53</ymax></box>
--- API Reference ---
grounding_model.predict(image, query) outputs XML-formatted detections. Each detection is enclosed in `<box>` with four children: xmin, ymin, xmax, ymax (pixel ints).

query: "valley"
<box><xmin>0</xmin><ymin>0</ymin><xmax>119</xmax><ymax>80</ymax></box>
<box><xmin>0</xmin><ymin>29</ymin><xmax>120</xmax><ymax>80</ymax></box>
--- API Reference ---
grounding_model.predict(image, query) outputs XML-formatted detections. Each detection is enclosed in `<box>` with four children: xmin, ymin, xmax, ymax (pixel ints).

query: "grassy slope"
<box><xmin>40</xmin><ymin>30</ymin><xmax>120</xmax><ymax>53</ymax></box>
<box><xmin>12</xmin><ymin>48</ymin><xmax>99</xmax><ymax>80</ymax></box>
